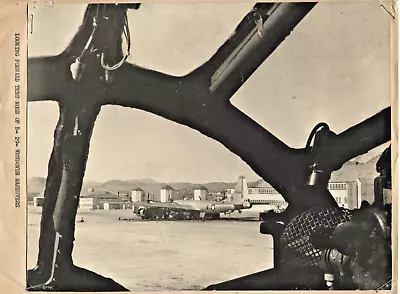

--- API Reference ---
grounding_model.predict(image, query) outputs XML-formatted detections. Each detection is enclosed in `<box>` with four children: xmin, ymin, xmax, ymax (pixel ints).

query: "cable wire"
<box><xmin>305</xmin><ymin>122</ymin><xmax>329</xmax><ymax>148</ymax></box>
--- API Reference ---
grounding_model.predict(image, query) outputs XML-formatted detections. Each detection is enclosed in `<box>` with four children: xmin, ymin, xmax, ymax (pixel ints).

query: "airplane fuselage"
<box><xmin>131</xmin><ymin>199</ymin><xmax>252</xmax><ymax>220</ymax></box>
<box><xmin>174</xmin><ymin>200</ymin><xmax>251</xmax><ymax>214</ymax></box>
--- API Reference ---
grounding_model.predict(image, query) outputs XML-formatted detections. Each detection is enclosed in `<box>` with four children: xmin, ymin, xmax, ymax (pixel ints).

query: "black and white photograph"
<box><xmin>26</xmin><ymin>1</ymin><xmax>394</xmax><ymax>292</ymax></box>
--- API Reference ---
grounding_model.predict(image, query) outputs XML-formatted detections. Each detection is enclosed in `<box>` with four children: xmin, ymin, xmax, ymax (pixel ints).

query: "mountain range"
<box><xmin>28</xmin><ymin>154</ymin><xmax>381</xmax><ymax>197</ymax></box>
<box><xmin>27</xmin><ymin>176</ymin><xmax>237</xmax><ymax>198</ymax></box>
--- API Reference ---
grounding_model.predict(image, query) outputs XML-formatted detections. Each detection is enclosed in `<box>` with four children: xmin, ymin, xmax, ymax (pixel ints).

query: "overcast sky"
<box><xmin>27</xmin><ymin>1</ymin><xmax>392</xmax><ymax>183</ymax></box>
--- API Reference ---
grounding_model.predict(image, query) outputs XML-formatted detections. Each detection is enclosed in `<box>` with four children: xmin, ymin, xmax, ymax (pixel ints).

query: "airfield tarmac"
<box><xmin>27</xmin><ymin>208</ymin><xmax>274</xmax><ymax>291</ymax></box>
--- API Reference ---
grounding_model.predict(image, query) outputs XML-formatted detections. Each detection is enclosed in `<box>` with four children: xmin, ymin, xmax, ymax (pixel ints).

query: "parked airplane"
<box><xmin>132</xmin><ymin>177</ymin><xmax>252</xmax><ymax>220</ymax></box>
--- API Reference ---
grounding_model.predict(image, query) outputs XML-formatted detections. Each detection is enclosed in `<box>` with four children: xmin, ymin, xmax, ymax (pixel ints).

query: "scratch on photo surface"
<box><xmin>29</xmin><ymin>14</ymin><xmax>33</xmax><ymax>34</ymax></box>
<box><xmin>380</xmin><ymin>3</ymin><xmax>396</xmax><ymax>19</ymax></box>
<box><xmin>255</xmin><ymin>14</ymin><xmax>264</xmax><ymax>38</ymax></box>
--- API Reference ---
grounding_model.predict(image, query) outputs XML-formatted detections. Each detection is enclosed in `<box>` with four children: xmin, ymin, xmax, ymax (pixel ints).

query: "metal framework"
<box><xmin>27</xmin><ymin>2</ymin><xmax>391</xmax><ymax>291</ymax></box>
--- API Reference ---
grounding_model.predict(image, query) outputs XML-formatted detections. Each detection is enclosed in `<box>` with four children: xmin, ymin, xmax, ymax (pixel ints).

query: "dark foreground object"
<box><xmin>27</xmin><ymin>264</ymin><xmax>128</xmax><ymax>292</ymax></box>
<box><xmin>204</xmin><ymin>266</ymin><xmax>326</xmax><ymax>291</ymax></box>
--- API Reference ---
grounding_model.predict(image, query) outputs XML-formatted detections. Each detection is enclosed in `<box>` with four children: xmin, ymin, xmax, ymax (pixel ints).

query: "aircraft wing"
<box><xmin>233</xmin><ymin>202</ymin><xmax>252</xmax><ymax>210</ymax></box>
<box><xmin>132</xmin><ymin>202</ymin><xmax>200</xmax><ymax>212</ymax></box>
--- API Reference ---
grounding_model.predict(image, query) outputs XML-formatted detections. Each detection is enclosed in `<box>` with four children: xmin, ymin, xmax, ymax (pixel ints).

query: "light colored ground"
<box><xmin>27</xmin><ymin>208</ymin><xmax>274</xmax><ymax>291</ymax></box>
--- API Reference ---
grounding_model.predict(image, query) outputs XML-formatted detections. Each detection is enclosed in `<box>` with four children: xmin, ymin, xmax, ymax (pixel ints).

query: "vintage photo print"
<box><xmin>26</xmin><ymin>1</ymin><xmax>395</xmax><ymax>292</ymax></box>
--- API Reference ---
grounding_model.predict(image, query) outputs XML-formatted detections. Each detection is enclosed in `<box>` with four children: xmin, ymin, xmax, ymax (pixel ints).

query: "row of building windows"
<box><xmin>333</xmin><ymin>196</ymin><xmax>347</xmax><ymax>204</ymax></box>
<box><xmin>329</xmin><ymin>183</ymin><xmax>347</xmax><ymax>190</ymax></box>
<box><xmin>79</xmin><ymin>203</ymin><xmax>93</xmax><ymax>207</ymax></box>
<box><xmin>227</xmin><ymin>188</ymin><xmax>280</xmax><ymax>195</ymax></box>
<box><xmin>98</xmin><ymin>198</ymin><xmax>130</xmax><ymax>202</ymax></box>
<box><xmin>250</xmin><ymin>195</ymin><xmax>348</xmax><ymax>207</ymax></box>
<box><xmin>251</xmin><ymin>199</ymin><xmax>286</xmax><ymax>205</ymax></box>
<box><xmin>228</xmin><ymin>183</ymin><xmax>347</xmax><ymax>195</ymax></box>
<box><xmin>248</xmin><ymin>188</ymin><xmax>278</xmax><ymax>194</ymax></box>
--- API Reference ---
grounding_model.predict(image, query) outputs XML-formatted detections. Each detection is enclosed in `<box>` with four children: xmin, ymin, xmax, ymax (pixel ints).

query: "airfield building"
<box><xmin>227</xmin><ymin>177</ymin><xmax>375</xmax><ymax>211</ymax></box>
<box><xmin>32</xmin><ymin>194</ymin><xmax>94</xmax><ymax>211</ymax></box>
<box><xmin>327</xmin><ymin>181</ymin><xmax>358</xmax><ymax>209</ymax></box>
<box><xmin>194</xmin><ymin>186</ymin><xmax>208</xmax><ymax>201</ymax></box>
<box><xmin>132</xmin><ymin>188</ymin><xmax>145</xmax><ymax>202</ymax></box>
<box><xmin>78</xmin><ymin>197</ymin><xmax>94</xmax><ymax>212</ymax></box>
<box><xmin>82</xmin><ymin>191</ymin><xmax>130</xmax><ymax>209</ymax></box>
<box><xmin>27</xmin><ymin>192</ymin><xmax>40</xmax><ymax>206</ymax></box>
<box><xmin>33</xmin><ymin>195</ymin><xmax>45</xmax><ymax>207</ymax></box>
<box><xmin>160</xmin><ymin>185</ymin><xmax>175</xmax><ymax>203</ymax></box>
<box><xmin>226</xmin><ymin>179</ymin><xmax>287</xmax><ymax>212</ymax></box>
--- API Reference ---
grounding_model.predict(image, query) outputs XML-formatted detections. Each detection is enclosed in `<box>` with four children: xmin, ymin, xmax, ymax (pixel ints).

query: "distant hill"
<box><xmin>82</xmin><ymin>180</ymin><xmax>102</xmax><ymax>187</ymax></box>
<box><xmin>166</xmin><ymin>182</ymin><xmax>236</xmax><ymax>200</ymax></box>
<box><xmin>27</xmin><ymin>176</ymin><xmax>238</xmax><ymax>200</ymax></box>
<box><xmin>91</xmin><ymin>180</ymin><xmax>237</xmax><ymax>201</ymax></box>
<box><xmin>331</xmin><ymin>155</ymin><xmax>380</xmax><ymax>182</ymax></box>
<box><xmin>27</xmin><ymin>177</ymin><xmax>47</xmax><ymax>194</ymax></box>
<box><xmin>27</xmin><ymin>152</ymin><xmax>383</xmax><ymax>197</ymax></box>
<box><xmin>97</xmin><ymin>180</ymin><xmax>163</xmax><ymax>200</ymax></box>
<box><xmin>125</xmin><ymin>178</ymin><xmax>160</xmax><ymax>185</ymax></box>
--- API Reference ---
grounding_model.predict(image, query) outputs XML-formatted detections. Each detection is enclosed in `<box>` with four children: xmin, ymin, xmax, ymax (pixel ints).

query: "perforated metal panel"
<box><xmin>280</xmin><ymin>207</ymin><xmax>352</xmax><ymax>269</ymax></box>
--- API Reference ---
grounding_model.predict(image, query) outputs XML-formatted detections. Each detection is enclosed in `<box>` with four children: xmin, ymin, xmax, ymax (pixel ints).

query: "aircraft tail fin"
<box><xmin>232</xmin><ymin>176</ymin><xmax>249</xmax><ymax>202</ymax></box>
